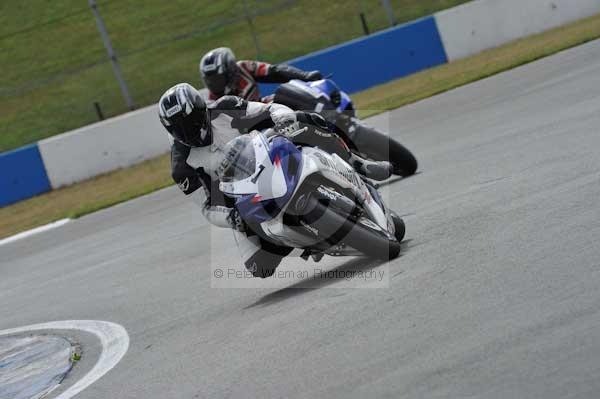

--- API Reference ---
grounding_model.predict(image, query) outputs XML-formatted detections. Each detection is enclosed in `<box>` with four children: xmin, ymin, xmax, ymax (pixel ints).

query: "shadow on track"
<box><xmin>245</xmin><ymin>240</ymin><xmax>413</xmax><ymax>309</ymax></box>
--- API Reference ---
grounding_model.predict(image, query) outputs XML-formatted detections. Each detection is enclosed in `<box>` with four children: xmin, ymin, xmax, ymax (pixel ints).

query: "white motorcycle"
<box><xmin>217</xmin><ymin>130</ymin><xmax>405</xmax><ymax>262</ymax></box>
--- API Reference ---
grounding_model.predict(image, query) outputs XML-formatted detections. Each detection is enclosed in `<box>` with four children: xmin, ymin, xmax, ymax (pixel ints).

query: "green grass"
<box><xmin>0</xmin><ymin>0</ymin><xmax>471</xmax><ymax>152</ymax></box>
<box><xmin>2</xmin><ymin>10</ymin><xmax>600</xmax><ymax>240</ymax></box>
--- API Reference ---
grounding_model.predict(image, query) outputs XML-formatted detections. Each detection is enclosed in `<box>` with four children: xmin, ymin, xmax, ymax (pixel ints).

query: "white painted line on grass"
<box><xmin>0</xmin><ymin>218</ymin><xmax>71</xmax><ymax>246</ymax></box>
<box><xmin>0</xmin><ymin>320</ymin><xmax>130</xmax><ymax>399</ymax></box>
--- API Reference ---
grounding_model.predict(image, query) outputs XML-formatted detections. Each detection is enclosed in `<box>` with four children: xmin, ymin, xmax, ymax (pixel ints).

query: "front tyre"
<box><xmin>391</xmin><ymin>212</ymin><xmax>406</xmax><ymax>242</ymax></box>
<box><xmin>301</xmin><ymin>197</ymin><xmax>401</xmax><ymax>260</ymax></box>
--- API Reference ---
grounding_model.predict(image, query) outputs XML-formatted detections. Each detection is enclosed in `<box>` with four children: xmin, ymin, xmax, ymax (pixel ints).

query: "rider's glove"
<box><xmin>227</xmin><ymin>208</ymin><xmax>246</xmax><ymax>232</ymax></box>
<box><xmin>305</xmin><ymin>112</ymin><xmax>330</xmax><ymax>131</ymax></box>
<box><xmin>273</xmin><ymin>112</ymin><xmax>300</xmax><ymax>136</ymax></box>
<box><xmin>304</xmin><ymin>70</ymin><xmax>323</xmax><ymax>81</ymax></box>
<box><xmin>296</xmin><ymin>111</ymin><xmax>335</xmax><ymax>133</ymax></box>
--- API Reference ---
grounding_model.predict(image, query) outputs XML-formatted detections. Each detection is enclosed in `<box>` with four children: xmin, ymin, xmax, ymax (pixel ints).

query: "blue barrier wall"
<box><xmin>0</xmin><ymin>144</ymin><xmax>51</xmax><ymax>207</ymax></box>
<box><xmin>260</xmin><ymin>16</ymin><xmax>448</xmax><ymax>96</ymax></box>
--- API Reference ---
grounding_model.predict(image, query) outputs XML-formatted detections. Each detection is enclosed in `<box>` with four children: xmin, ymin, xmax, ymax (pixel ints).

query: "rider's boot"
<box><xmin>300</xmin><ymin>249</ymin><xmax>325</xmax><ymax>263</ymax></box>
<box><xmin>349</xmin><ymin>153</ymin><xmax>393</xmax><ymax>181</ymax></box>
<box><xmin>311</xmin><ymin>252</ymin><xmax>324</xmax><ymax>263</ymax></box>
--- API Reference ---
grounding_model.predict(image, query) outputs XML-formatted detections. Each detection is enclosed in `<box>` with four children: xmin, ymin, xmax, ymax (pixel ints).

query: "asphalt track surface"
<box><xmin>2</xmin><ymin>40</ymin><xmax>600</xmax><ymax>398</ymax></box>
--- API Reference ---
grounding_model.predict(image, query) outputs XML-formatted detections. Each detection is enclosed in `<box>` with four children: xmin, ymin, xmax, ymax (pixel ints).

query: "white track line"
<box><xmin>0</xmin><ymin>320</ymin><xmax>129</xmax><ymax>399</ymax></box>
<box><xmin>0</xmin><ymin>218</ymin><xmax>71</xmax><ymax>246</ymax></box>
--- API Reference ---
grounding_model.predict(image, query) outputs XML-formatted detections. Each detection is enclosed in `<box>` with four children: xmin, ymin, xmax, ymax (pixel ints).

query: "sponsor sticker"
<box><xmin>166</xmin><ymin>104</ymin><xmax>182</xmax><ymax>117</ymax></box>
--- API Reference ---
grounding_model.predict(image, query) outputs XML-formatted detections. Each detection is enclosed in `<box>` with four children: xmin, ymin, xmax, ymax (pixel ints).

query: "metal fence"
<box><xmin>0</xmin><ymin>0</ymin><xmax>470</xmax><ymax>152</ymax></box>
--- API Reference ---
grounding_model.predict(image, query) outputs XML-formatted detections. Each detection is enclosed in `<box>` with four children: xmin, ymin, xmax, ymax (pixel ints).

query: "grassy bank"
<box><xmin>2</xmin><ymin>13</ymin><xmax>600</xmax><ymax>239</ymax></box>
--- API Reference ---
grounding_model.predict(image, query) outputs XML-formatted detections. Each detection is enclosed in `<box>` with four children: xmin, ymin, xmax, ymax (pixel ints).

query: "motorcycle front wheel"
<box><xmin>299</xmin><ymin>196</ymin><xmax>402</xmax><ymax>261</ymax></box>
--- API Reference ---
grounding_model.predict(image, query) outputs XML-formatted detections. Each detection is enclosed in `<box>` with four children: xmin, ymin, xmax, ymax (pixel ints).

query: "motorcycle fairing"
<box><xmin>290</xmin><ymin>79</ymin><xmax>353</xmax><ymax>113</ymax></box>
<box><xmin>234</xmin><ymin>136</ymin><xmax>303</xmax><ymax>224</ymax></box>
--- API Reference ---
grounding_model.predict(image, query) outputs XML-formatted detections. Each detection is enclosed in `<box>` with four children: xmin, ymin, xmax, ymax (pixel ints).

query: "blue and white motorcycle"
<box><xmin>218</xmin><ymin>130</ymin><xmax>405</xmax><ymax>265</ymax></box>
<box><xmin>271</xmin><ymin>78</ymin><xmax>418</xmax><ymax>177</ymax></box>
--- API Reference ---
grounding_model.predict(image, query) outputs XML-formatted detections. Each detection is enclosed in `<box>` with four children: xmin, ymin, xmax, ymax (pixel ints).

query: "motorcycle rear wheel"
<box><xmin>348</xmin><ymin>121</ymin><xmax>418</xmax><ymax>177</ymax></box>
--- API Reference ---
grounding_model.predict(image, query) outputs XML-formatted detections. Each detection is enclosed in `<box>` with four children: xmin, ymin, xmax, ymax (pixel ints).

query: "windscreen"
<box><xmin>217</xmin><ymin>135</ymin><xmax>257</xmax><ymax>183</ymax></box>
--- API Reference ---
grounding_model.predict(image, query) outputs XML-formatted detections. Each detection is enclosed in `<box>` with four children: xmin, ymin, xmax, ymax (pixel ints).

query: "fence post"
<box><xmin>89</xmin><ymin>0</ymin><xmax>135</xmax><ymax>110</ymax></box>
<box><xmin>380</xmin><ymin>0</ymin><xmax>397</xmax><ymax>26</ymax></box>
<box><xmin>242</xmin><ymin>0</ymin><xmax>262</xmax><ymax>58</ymax></box>
<box><xmin>360</xmin><ymin>13</ymin><xmax>370</xmax><ymax>35</ymax></box>
<box><xmin>94</xmin><ymin>102</ymin><xmax>105</xmax><ymax>120</ymax></box>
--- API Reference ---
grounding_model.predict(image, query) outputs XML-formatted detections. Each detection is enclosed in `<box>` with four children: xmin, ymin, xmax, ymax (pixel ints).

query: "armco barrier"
<box><xmin>0</xmin><ymin>144</ymin><xmax>51</xmax><ymax>207</ymax></box>
<box><xmin>260</xmin><ymin>16</ymin><xmax>448</xmax><ymax>96</ymax></box>
<box><xmin>435</xmin><ymin>0</ymin><xmax>600</xmax><ymax>61</ymax></box>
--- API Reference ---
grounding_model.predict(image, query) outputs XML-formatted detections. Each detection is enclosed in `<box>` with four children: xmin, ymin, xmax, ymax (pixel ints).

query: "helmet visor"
<box><xmin>203</xmin><ymin>72</ymin><xmax>228</xmax><ymax>96</ymax></box>
<box><xmin>170</xmin><ymin>110</ymin><xmax>210</xmax><ymax>147</ymax></box>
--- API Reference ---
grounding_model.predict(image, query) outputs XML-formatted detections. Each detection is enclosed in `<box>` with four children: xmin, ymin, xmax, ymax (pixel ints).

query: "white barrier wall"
<box><xmin>38</xmin><ymin>105</ymin><xmax>169</xmax><ymax>188</ymax></box>
<box><xmin>435</xmin><ymin>0</ymin><xmax>600</xmax><ymax>61</ymax></box>
<box><xmin>38</xmin><ymin>89</ymin><xmax>210</xmax><ymax>189</ymax></box>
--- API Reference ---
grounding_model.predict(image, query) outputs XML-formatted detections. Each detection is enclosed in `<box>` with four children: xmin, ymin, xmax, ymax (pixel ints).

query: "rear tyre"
<box><xmin>300</xmin><ymin>197</ymin><xmax>401</xmax><ymax>260</ymax></box>
<box><xmin>349</xmin><ymin>122</ymin><xmax>418</xmax><ymax>177</ymax></box>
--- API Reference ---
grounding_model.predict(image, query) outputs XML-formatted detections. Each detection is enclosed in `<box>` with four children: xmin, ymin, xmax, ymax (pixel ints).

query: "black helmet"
<box><xmin>158</xmin><ymin>83</ymin><xmax>210</xmax><ymax>147</ymax></box>
<box><xmin>199</xmin><ymin>47</ymin><xmax>238</xmax><ymax>96</ymax></box>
